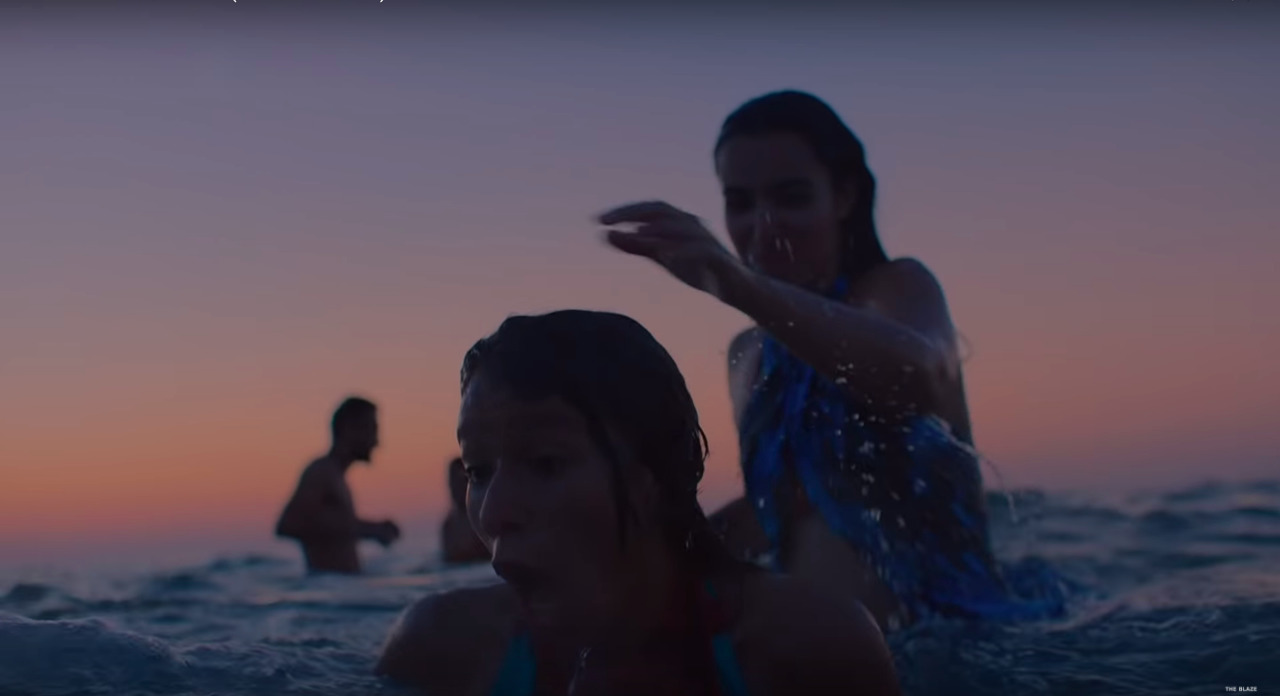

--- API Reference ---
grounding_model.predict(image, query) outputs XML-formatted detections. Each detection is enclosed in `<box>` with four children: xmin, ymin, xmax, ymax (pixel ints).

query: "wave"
<box><xmin>0</xmin><ymin>481</ymin><xmax>1277</xmax><ymax>695</ymax></box>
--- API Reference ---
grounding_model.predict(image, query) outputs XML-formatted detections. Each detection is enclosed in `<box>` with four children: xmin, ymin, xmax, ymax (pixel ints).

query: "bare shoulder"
<box><xmin>736</xmin><ymin>573</ymin><xmax>901</xmax><ymax>696</ymax></box>
<box><xmin>376</xmin><ymin>583</ymin><xmax>519</xmax><ymax>694</ymax></box>
<box><xmin>300</xmin><ymin>457</ymin><xmax>340</xmax><ymax>485</ymax></box>
<box><xmin>857</xmin><ymin>257</ymin><xmax>955</xmax><ymax>345</ymax></box>
<box><xmin>289</xmin><ymin>460</ymin><xmax>341</xmax><ymax>505</ymax></box>
<box><xmin>863</xmin><ymin>257</ymin><xmax>946</xmax><ymax>303</ymax></box>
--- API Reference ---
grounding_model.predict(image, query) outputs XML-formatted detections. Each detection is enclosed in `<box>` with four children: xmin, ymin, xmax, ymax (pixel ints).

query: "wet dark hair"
<box><xmin>715</xmin><ymin>89</ymin><xmax>889</xmax><ymax>281</ymax></box>
<box><xmin>460</xmin><ymin>310</ymin><xmax>738</xmax><ymax>574</ymax></box>
<box><xmin>331</xmin><ymin>396</ymin><xmax>376</xmax><ymax>442</ymax></box>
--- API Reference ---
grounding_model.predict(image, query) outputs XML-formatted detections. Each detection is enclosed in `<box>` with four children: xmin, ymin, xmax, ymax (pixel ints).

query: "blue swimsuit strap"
<box><xmin>488</xmin><ymin>631</ymin><xmax>536</xmax><ymax>696</ymax></box>
<box><xmin>738</xmin><ymin>276</ymin><xmax>1071</xmax><ymax>622</ymax></box>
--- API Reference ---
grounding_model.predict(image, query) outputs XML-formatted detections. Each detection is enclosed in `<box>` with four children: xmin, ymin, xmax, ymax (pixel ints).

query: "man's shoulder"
<box><xmin>300</xmin><ymin>456</ymin><xmax>342</xmax><ymax>483</ymax></box>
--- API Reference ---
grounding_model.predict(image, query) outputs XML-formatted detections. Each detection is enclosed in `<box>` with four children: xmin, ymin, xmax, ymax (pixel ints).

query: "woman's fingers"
<box><xmin>604</xmin><ymin>229</ymin><xmax>666</xmax><ymax>257</ymax></box>
<box><xmin>597</xmin><ymin>200</ymin><xmax>689</xmax><ymax>226</ymax></box>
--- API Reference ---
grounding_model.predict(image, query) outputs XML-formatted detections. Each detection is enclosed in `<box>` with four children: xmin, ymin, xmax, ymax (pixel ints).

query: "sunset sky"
<box><xmin>2</xmin><ymin>2</ymin><xmax>1277</xmax><ymax>570</ymax></box>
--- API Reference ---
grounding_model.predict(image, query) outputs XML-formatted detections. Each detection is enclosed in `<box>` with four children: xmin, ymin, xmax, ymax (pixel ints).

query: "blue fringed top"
<box><xmin>738</xmin><ymin>277</ymin><xmax>1066</xmax><ymax>623</ymax></box>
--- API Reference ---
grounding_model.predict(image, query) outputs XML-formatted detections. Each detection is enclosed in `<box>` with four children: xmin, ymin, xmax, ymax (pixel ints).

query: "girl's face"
<box><xmin>716</xmin><ymin>132</ymin><xmax>854</xmax><ymax>292</ymax></box>
<box><xmin>458</xmin><ymin>371</ymin><xmax>648</xmax><ymax>629</ymax></box>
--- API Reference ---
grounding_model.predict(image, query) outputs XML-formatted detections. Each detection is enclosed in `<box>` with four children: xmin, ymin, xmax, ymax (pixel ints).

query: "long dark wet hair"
<box><xmin>715</xmin><ymin>89</ymin><xmax>889</xmax><ymax>282</ymax></box>
<box><xmin>460</xmin><ymin>310</ymin><xmax>739</xmax><ymax>575</ymax></box>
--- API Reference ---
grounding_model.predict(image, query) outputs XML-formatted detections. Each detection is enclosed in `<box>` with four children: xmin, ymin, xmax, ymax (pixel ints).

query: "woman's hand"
<box><xmin>598</xmin><ymin>201</ymin><xmax>743</xmax><ymax>301</ymax></box>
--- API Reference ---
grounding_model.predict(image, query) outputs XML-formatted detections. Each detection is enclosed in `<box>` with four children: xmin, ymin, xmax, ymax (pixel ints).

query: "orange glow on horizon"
<box><xmin>3</xmin><ymin>8</ymin><xmax>1278</xmax><ymax>566</ymax></box>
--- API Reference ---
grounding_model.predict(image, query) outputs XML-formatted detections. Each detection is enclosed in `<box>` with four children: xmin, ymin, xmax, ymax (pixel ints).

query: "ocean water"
<box><xmin>2</xmin><ymin>480</ymin><xmax>1278</xmax><ymax>696</ymax></box>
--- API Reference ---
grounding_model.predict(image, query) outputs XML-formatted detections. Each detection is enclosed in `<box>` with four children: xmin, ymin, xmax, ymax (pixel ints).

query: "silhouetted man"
<box><xmin>276</xmin><ymin>397</ymin><xmax>400</xmax><ymax>574</ymax></box>
<box><xmin>440</xmin><ymin>457</ymin><xmax>488</xmax><ymax>564</ymax></box>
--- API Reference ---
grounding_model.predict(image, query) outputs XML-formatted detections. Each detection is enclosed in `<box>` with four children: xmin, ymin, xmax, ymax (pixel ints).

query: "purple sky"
<box><xmin>2</xmin><ymin>2</ymin><xmax>1277</xmax><ymax>567</ymax></box>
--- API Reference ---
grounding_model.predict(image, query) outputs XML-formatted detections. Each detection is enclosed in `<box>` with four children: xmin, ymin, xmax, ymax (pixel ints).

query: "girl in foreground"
<box><xmin>600</xmin><ymin>90</ymin><xmax>1065</xmax><ymax>630</ymax></box>
<box><xmin>376</xmin><ymin>310</ymin><xmax>899</xmax><ymax>696</ymax></box>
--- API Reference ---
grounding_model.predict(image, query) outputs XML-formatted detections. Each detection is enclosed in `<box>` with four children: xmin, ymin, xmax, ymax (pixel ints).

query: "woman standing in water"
<box><xmin>377</xmin><ymin>310</ymin><xmax>898</xmax><ymax>696</ymax></box>
<box><xmin>600</xmin><ymin>90</ymin><xmax>1063</xmax><ymax>630</ymax></box>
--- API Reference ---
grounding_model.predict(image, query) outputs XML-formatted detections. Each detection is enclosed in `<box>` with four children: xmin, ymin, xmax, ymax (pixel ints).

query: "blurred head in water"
<box><xmin>456</xmin><ymin>310</ymin><xmax>733</xmax><ymax>626</ymax></box>
<box><xmin>331</xmin><ymin>397</ymin><xmax>379</xmax><ymax>463</ymax></box>
<box><xmin>714</xmin><ymin>90</ymin><xmax>887</xmax><ymax>292</ymax></box>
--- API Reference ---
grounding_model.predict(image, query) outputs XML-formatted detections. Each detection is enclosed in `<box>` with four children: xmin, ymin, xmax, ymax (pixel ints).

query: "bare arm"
<box><xmin>275</xmin><ymin>466</ymin><xmax>375</xmax><ymax>541</ymax></box>
<box><xmin>601</xmin><ymin>201</ymin><xmax>956</xmax><ymax>412</ymax></box>
<box><xmin>716</xmin><ymin>256</ymin><xmax>956</xmax><ymax>409</ymax></box>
